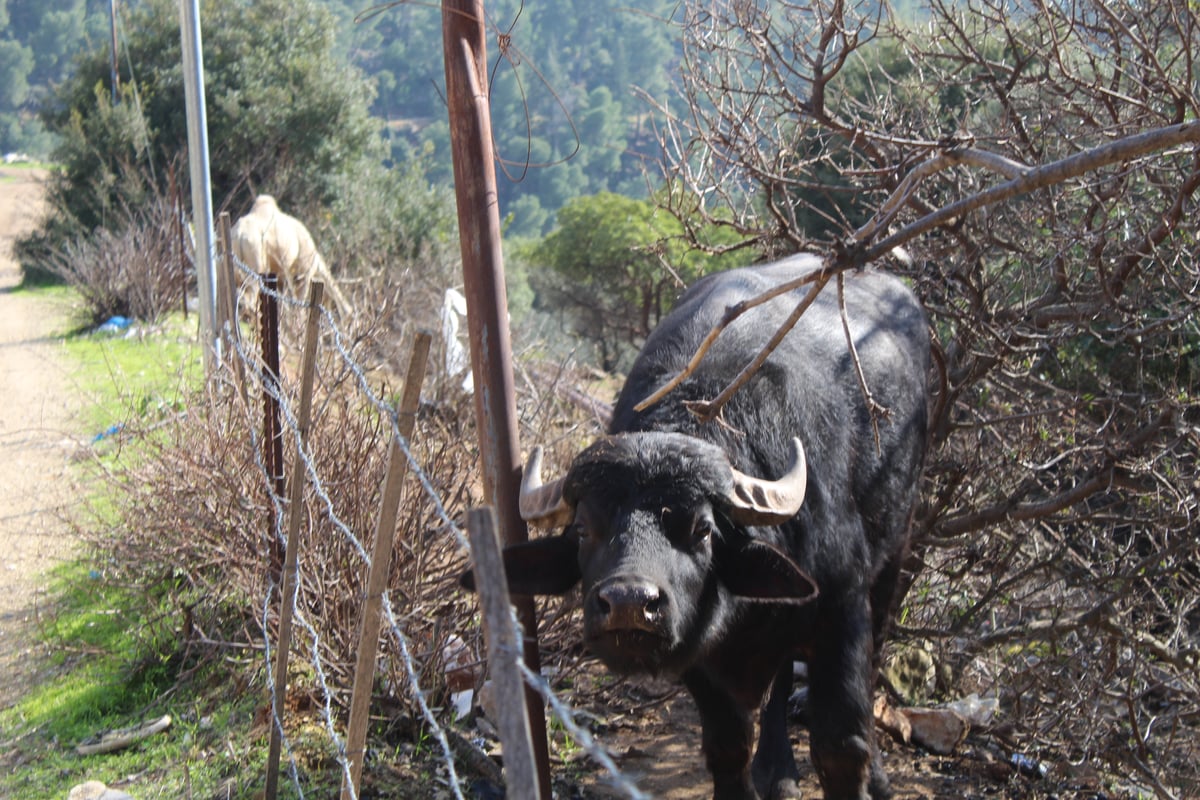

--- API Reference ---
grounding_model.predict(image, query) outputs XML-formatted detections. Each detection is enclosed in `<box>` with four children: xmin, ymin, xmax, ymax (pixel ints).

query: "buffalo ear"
<box><xmin>459</xmin><ymin>535</ymin><xmax>582</xmax><ymax>596</ymax></box>
<box><xmin>715</xmin><ymin>540</ymin><xmax>819</xmax><ymax>606</ymax></box>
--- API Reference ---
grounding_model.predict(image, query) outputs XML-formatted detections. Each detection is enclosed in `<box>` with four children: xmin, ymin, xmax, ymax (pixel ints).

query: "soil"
<box><xmin>0</xmin><ymin>166</ymin><xmax>82</xmax><ymax>709</ymax></box>
<box><xmin>547</xmin><ymin>672</ymin><xmax>1024</xmax><ymax>800</ymax></box>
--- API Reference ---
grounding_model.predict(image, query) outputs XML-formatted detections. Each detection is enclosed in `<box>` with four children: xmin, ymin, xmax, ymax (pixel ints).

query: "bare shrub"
<box><xmin>84</xmin><ymin>279</ymin><xmax>614</xmax><ymax>777</ymax></box>
<box><xmin>651</xmin><ymin>0</ymin><xmax>1200</xmax><ymax>792</ymax></box>
<box><xmin>93</xmin><ymin>345</ymin><xmax>474</xmax><ymax>698</ymax></box>
<box><xmin>46</xmin><ymin>191</ymin><xmax>190</xmax><ymax>324</ymax></box>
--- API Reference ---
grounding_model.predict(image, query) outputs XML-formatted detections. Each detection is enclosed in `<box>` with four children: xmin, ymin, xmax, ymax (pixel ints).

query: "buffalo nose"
<box><xmin>594</xmin><ymin>579</ymin><xmax>664</xmax><ymax>634</ymax></box>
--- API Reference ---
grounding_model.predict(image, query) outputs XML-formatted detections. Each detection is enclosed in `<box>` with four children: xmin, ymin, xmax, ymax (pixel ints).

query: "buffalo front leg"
<box><xmin>684</xmin><ymin>668</ymin><xmax>759</xmax><ymax>800</ymax></box>
<box><xmin>751</xmin><ymin>663</ymin><xmax>802</xmax><ymax>799</ymax></box>
<box><xmin>806</xmin><ymin>597</ymin><xmax>892</xmax><ymax>800</ymax></box>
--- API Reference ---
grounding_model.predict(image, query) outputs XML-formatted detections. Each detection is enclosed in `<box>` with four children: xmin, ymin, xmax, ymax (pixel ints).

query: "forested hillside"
<box><xmin>0</xmin><ymin>0</ymin><xmax>109</xmax><ymax>155</ymax></box>
<box><xmin>2</xmin><ymin>0</ymin><xmax>680</xmax><ymax>236</ymax></box>
<box><xmin>341</xmin><ymin>0</ymin><xmax>679</xmax><ymax>235</ymax></box>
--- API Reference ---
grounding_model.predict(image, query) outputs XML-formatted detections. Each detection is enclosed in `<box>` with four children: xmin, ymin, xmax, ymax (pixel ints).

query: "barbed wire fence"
<box><xmin>211</xmin><ymin>245</ymin><xmax>646</xmax><ymax>799</ymax></box>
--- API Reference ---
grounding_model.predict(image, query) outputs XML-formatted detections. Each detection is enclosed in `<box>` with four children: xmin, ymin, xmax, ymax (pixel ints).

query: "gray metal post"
<box><xmin>109</xmin><ymin>0</ymin><xmax>120</xmax><ymax>104</ymax></box>
<box><xmin>178</xmin><ymin>0</ymin><xmax>219</xmax><ymax>373</ymax></box>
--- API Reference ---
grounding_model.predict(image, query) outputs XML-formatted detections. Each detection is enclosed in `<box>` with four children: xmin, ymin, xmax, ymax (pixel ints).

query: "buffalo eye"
<box><xmin>661</xmin><ymin>507</ymin><xmax>714</xmax><ymax>550</ymax></box>
<box><xmin>567</xmin><ymin>521</ymin><xmax>591</xmax><ymax>542</ymax></box>
<box><xmin>568</xmin><ymin>505</ymin><xmax>599</xmax><ymax>543</ymax></box>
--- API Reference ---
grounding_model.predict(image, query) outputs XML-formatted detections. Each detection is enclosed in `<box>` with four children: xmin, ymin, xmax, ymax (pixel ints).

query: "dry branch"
<box><xmin>634</xmin><ymin>269</ymin><xmax>832</xmax><ymax>414</ymax></box>
<box><xmin>658</xmin><ymin>0</ymin><xmax>1200</xmax><ymax>790</ymax></box>
<box><xmin>643</xmin><ymin>120</ymin><xmax>1200</xmax><ymax>420</ymax></box>
<box><xmin>858</xmin><ymin>121</ymin><xmax>1200</xmax><ymax>266</ymax></box>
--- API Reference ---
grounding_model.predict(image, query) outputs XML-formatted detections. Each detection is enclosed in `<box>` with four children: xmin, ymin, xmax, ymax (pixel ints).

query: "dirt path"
<box><xmin>0</xmin><ymin>167</ymin><xmax>82</xmax><ymax>708</ymax></box>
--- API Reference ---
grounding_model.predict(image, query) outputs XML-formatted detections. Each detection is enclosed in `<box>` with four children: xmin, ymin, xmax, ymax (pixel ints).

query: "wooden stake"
<box><xmin>217</xmin><ymin>212</ymin><xmax>248</xmax><ymax>403</ymax></box>
<box><xmin>264</xmin><ymin>282</ymin><xmax>324</xmax><ymax>800</ymax></box>
<box><xmin>341</xmin><ymin>331</ymin><xmax>432</xmax><ymax>800</ymax></box>
<box><xmin>467</xmin><ymin>506</ymin><xmax>542</xmax><ymax>800</ymax></box>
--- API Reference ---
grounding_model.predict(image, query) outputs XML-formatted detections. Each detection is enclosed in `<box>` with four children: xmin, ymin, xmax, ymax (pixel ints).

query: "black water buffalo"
<box><xmin>476</xmin><ymin>255</ymin><xmax>931</xmax><ymax>800</ymax></box>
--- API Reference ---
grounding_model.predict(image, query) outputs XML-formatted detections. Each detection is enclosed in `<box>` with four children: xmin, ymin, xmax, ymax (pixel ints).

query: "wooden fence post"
<box><xmin>467</xmin><ymin>506</ymin><xmax>542</xmax><ymax>800</ymax></box>
<box><xmin>264</xmin><ymin>282</ymin><xmax>324</xmax><ymax>800</ymax></box>
<box><xmin>216</xmin><ymin>212</ymin><xmax>248</xmax><ymax>401</ymax></box>
<box><xmin>341</xmin><ymin>331</ymin><xmax>432</xmax><ymax>800</ymax></box>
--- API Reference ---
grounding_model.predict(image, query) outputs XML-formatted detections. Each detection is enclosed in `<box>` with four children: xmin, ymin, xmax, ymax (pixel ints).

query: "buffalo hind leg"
<box><xmin>807</xmin><ymin>597</ymin><xmax>892</xmax><ymax>800</ymax></box>
<box><xmin>684</xmin><ymin>669</ymin><xmax>759</xmax><ymax>800</ymax></box>
<box><xmin>866</xmin><ymin>547</ymin><xmax>906</xmax><ymax>797</ymax></box>
<box><xmin>751</xmin><ymin>664</ymin><xmax>802</xmax><ymax>799</ymax></box>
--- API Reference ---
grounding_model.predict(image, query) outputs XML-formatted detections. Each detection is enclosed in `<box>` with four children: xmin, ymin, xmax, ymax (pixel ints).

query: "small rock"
<box><xmin>68</xmin><ymin>781</ymin><xmax>107</xmax><ymax>800</ymax></box>
<box><xmin>873</xmin><ymin>696</ymin><xmax>912</xmax><ymax>744</ymax></box>
<box><xmin>68</xmin><ymin>781</ymin><xmax>135</xmax><ymax>800</ymax></box>
<box><xmin>904</xmin><ymin>707</ymin><xmax>970</xmax><ymax>754</ymax></box>
<box><xmin>1050</xmin><ymin>758</ymin><xmax>1102</xmax><ymax>789</ymax></box>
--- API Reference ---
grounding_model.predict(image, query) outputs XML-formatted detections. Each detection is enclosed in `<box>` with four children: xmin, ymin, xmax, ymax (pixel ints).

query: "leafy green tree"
<box><xmin>347</xmin><ymin>0</ymin><xmax>444</xmax><ymax>122</ymax></box>
<box><xmin>0</xmin><ymin>39</ymin><xmax>33</xmax><ymax>110</ymax></box>
<box><xmin>322</xmin><ymin>148</ymin><xmax>457</xmax><ymax>273</ymax></box>
<box><xmin>481</xmin><ymin>0</ymin><xmax>676</xmax><ymax>234</ymax></box>
<box><xmin>0</xmin><ymin>0</ymin><xmax>105</xmax><ymax>154</ymax></box>
<box><xmin>20</xmin><ymin>0</ymin><xmax>380</xmax><ymax>276</ymax></box>
<box><xmin>534</xmin><ymin>191</ymin><xmax>749</xmax><ymax>370</ymax></box>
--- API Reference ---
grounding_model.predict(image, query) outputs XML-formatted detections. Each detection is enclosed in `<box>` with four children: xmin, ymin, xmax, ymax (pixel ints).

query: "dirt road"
<box><xmin>0</xmin><ymin>167</ymin><xmax>81</xmax><ymax>708</ymax></box>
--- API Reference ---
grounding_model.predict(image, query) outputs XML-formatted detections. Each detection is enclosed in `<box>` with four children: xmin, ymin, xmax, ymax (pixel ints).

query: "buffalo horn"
<box><xmin>518</xmin><ymin>446</ymin><xmax>573</xmax><ymax>528</ymax></box>
<box><xmin>727</xmin><ymin>437</ymin><xmax>808</xmax><ymax>525</ymax></box>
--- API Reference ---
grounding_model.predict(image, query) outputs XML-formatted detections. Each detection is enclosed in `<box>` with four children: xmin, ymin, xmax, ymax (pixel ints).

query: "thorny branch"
<box><xmin>633</xmin><ymin>267</ymin><xmax>832</xmax><ymax>412</ymax></box>
<box><xmin>859</xmin><ymin>121</ymin><xmax>1200</xmax><ymax>268</ymax></box>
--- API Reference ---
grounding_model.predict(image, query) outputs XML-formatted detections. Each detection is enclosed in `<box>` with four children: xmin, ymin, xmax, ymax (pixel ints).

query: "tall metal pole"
<box><xmin>441</xmin><ymin>0</ymin><xmax>551</xmax><ymax>795</ymax></box>
<box><xmin>109</xmin><ymin>0</ymin><xmax>120</xmax><ymax>104</ymax></box>
<box><xmin>178</xmin><ymin>0</ymin><xmax>219</xmax><ymax>373</ymax></box>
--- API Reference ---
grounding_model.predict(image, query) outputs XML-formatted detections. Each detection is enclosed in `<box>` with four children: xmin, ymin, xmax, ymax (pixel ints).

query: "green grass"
<box><xmin>62</xmin><ymin>311</ymin><xmax>204</xmax><ymax>439</ymax></box>
<box><xmin>0</xmin><ymin>286</ymin><xmax>409</xmax><ymax>799</ymax></box>
<box><xmin>0</xmin><ymin>287</ymin><xmax>257</xmax><ymax>799</ymax></box>
<box><xmin>0</xmin><ymin>559</ymin><xmax>257</xmax><ymax>799</ymax></box>
<box><xmin>5</xmin><ymin>561</ymin><xmax>170</xmax><ymax>730</ymax></box>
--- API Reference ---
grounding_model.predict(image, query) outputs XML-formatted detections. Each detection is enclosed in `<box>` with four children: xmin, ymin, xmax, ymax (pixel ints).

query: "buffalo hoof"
<box><xmin>769</xmin><ymin>777</ymin><xmax>803</xmax><ymax>799</ymax></box>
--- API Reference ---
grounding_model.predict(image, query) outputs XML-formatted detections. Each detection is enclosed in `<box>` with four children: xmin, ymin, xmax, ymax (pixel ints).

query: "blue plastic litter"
<box><xmin>97</xmin><ymin>315</ymin><xmax>133</xmax><ymax>334</ymax></box>
<box><xmin>92</xmin><ymin>423</ymin><xmax>124</xmax><ymax>443</ymax></box>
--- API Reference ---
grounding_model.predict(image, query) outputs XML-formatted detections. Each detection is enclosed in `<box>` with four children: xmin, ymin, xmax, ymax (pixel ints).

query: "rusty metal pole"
<box><xmin>441</xmin><ymin>1</ymin><xmax>551</xmax><ymax>795</ymax></box>
<box><xmin>260</xmin><ymin>274</ymin><xmax>286</xmax><ymax>577</ymax></box>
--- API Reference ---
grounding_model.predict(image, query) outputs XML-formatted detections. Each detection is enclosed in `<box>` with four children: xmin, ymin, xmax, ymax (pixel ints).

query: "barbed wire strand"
<box><xmin>259</xmin><ymin>585</ymin><xmax>307</xmax><ymax>799</ymax></box>
<box><xmin>220</xmin><ymin>316</ymin><xmax>310</xmax><ymax>798</ymax></box>
<box><xmin>233</xmin><ymin>278</ymin><xmax>466</xmax><ymax>796</ymax></box>
<box><xmin>229</xmin><ymin>263</ymin><xmax>647</xmax><ymax>796</ymax></box>
<box><xmin>382</xmin><ymin>599</ymin><xmax>468</xmax><ymax>800</ymax></box>
<box><xmin>293</xmin><ymin>605</ymin><xmax>364</xmax><ymax>799</ymax></box>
